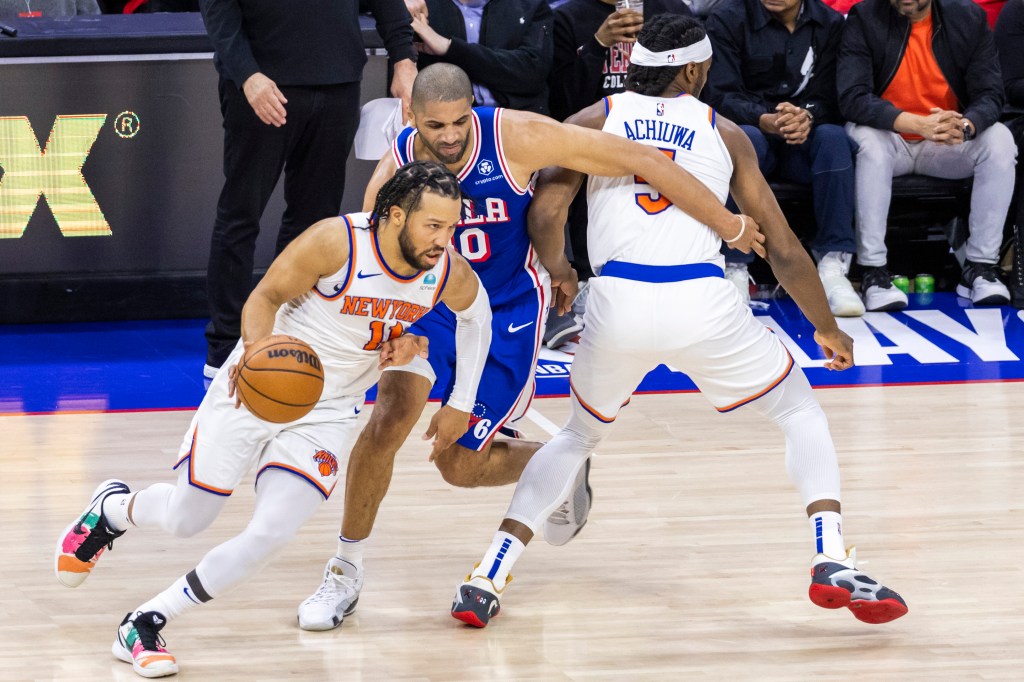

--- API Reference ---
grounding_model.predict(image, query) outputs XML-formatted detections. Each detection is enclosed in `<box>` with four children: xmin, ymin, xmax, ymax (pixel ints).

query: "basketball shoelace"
<box><xmin>74</xmin><ymin>520</ymin><xmax>124</xmax><ymax>561</ymax></box>
<box><xmin>133</xmin><ymin>614</ymin><xmax>169</xmax><ymax>653</ymax></box>
<box><xmin>307</xmin><ymin>567</ymin><xmax>360</xmax><ymax>605</ymax></box>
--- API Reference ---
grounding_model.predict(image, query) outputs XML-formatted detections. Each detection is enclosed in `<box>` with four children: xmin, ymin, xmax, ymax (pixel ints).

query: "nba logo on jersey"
<box><xmin>477</xmin><ymin>160</ymin><xmax>494</xmax><ymax>175</ymax></box>
<box><xmin>656</xmin><ymin>103</ymin><xmax>665</xmax><ymax>117</ymax></box>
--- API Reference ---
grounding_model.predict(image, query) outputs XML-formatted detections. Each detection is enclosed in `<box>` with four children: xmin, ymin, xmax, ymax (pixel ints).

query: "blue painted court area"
<box><xmin>3</xmin><ymin>292</ymin><xmax>1024</xmax><ymax>415</ymax></box>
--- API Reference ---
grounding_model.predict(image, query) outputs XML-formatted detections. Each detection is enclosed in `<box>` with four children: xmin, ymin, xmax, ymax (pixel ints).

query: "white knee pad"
<box><xmin>505</xmin><ymin>415</ymin><xmax>603</xmax><ymax>532</ymax></box>
<box><xmin>749</xmin><ymin>370</ymin><xmax>841</xmax><ymax>507</ymax></box>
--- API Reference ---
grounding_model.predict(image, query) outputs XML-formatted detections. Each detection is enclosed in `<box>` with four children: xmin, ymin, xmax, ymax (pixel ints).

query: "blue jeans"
<box><xmin>724</xmin><ymin>123</ymin><xmax>857</xmax><ymax>264</ymax></box>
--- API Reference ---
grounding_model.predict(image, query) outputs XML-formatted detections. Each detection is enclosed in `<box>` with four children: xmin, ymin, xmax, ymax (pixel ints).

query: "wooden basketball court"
<box><xmin>4</xmin><ymin>382</ymin><xmax>1023</xmax><ymax>680</ymax></box>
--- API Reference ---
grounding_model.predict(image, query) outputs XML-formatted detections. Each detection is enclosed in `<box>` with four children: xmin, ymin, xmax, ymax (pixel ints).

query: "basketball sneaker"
<box><xmin>817</xmin><ymin>252</ymin><xmax>865</xmax><ymax>317</ymax></box>
<box><xmin>55</xmin><ymin>479</ymin><xmax>130</xmax><ymax>587</ymax></box>
<box><xmin>956</xmin><ymin>260</ymin><xmax>1010</xmax><ymax>306</ymax></box>
<box><xmin>451</xmin><ymin>572</ymin><xmax>510</xmax><ymax>628</ymax></box>
<box><xmin>808</xmin><ymin>547</ymin><xmax>908</xmax><ymax>624</ymax></box>
<box><xmin>862</xmin><ymin>265</ymin><xmax>908</xmax><ymax>312</ymax></box>
<box><xmin>297</xmin><ymin>557</ymin><xmax>364</xmax><ymax>631</ymax></box>
<box><xmin>112</xmin><ymin>610</ymin><xmax>178</xmax><ymax>678</ymax></box>
<box><xmin>543</xmin><ymin>458</ymin><xmax>592</xmax><ymax>546</ymax></box>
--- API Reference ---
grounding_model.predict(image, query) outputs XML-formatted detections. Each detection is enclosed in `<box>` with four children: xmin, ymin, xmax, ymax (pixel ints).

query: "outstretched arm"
<box><xmin>718</xmin><ymin>117</ymin><xmax>852</xmax><ymax>370</ymax></box>
<box><xmin>504</xmin><ymin>105</ymin><xmax>765</xmax><ymax>256</ymax></box>
<box><xmin>424</xmin><ymin>253</ymin><xmax>493</xmax><ymax>459</ymax></box>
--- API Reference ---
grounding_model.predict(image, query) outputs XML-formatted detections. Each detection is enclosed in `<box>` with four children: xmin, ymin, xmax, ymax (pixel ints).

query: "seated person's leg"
<box><xmin>777</xmin><ymin>123</ymin><xmax>864</xmax><ymax>317</ymax></box>
<box><xmin>913</xmin><ymin>122</ymin><xmax>1014</xmax><ymax>305</ymax></box>
<box><xmin>846</xmin><ymin>123</ymin><xmax>912</xmax><ymax>312</ymax></box>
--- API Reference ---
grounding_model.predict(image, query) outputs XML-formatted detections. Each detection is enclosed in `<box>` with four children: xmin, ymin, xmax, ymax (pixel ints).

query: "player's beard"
<box><xmin>399</xmin><ymin>226</ymin><xmax>444</xmax><ymax>272</ymax></box>
<box><xmin>423</xmin><ymin>135</ymin><xmax>469</xmax><ymax>166</ymax></box>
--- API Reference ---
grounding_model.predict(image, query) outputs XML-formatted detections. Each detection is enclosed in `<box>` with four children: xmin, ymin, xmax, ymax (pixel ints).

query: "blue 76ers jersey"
<box><xmin>392</xmin><ymin>107</ymin><xmax>545</xmax><ymax>307</ymax></box>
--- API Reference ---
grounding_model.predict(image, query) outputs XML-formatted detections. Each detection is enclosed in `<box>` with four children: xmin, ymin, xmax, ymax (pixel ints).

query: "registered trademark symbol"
<box><xmin>113</xmin><ymin>111</ymin><xmax>140</xmax><ymax>139</ymax></box>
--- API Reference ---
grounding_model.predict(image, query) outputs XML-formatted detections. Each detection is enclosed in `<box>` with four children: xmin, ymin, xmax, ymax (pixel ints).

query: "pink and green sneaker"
<box><xmin>54</xmin><ymin>479</ymin><xmax>129</xmax><ymax>587</ymax></box>
<box><xmin>112</xmin><ymin>610</ymin><xmax>178</xmax><ymax>678</ymax></box>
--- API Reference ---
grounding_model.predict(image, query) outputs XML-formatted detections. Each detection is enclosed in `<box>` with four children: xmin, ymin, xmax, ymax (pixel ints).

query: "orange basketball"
<box><xmin>236</xmin><ymin>335</ymin><xmax>325</xmax><ymax>423</ymax></box>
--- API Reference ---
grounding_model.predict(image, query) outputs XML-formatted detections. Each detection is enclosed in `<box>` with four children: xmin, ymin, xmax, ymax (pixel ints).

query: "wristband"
<box><xmin>723</xmin><ymin>215</ymin><xmax>746</xmax><ymax>244</ymax></box>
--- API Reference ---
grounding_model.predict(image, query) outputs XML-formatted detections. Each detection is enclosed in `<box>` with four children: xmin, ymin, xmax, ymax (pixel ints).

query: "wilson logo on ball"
<box><xmin>267</xmin><ymin>348</ymin><xmax>323</xmax><ymax>371</ymax></box>
<box><xmin>312</xmin><ymin>450</ymin><xmax>338</xmax><ymax>477</ymax></box>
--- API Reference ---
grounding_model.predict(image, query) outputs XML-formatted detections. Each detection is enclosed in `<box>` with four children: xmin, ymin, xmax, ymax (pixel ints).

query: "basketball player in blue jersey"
<box><xmin>297</xmin><ymin>63</ymin><xmax>771</xmax><ymax>630</ymax></box>
<box><xmin>450</xmin><ymin>15</ymin><xmax>908</xmax><ymax>629</ymax></box>
<box><xmin>52</xmin><ymin>162</ymin><xmax>494</xmax><ymax>678</ymax></box>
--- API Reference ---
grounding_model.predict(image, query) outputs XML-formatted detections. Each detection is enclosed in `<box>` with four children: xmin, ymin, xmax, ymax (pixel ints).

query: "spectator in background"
<box><xmin>544</xmin><ymin>0</ymin><xmax>692</xmax><ymax>348</ymax></box>
<box><xmin>839</xmin><ymin>0</ymin><xmax>1014</xmax><ymax>311</ymax></box>
<box><xmin>199</xmin><ymin>0</ymin><xmax>418</xmax><ymax>379</ymax></box>
<box><xmin>404</xmin><ymin>0</ymin><xmax>553</xmax><ymax>115</ymax></box>
<box><xmin>704</xmin><ymin>0</ymin><xmax>864</xmax><ymax>317</ymax></box>
<box><xmin>822</xmin><ymin>0</ymin><xmax>1005</xmax><ymax>26</ymax></box>
<box><xmin>995</xmin><ymin>0</ymin><xmax>1024</xmax><ymax>307</ymax></box>
<box><xmin>0</xmin><ymin>0</ymin><xmax>98</xmax><ymax>17</ymax></box>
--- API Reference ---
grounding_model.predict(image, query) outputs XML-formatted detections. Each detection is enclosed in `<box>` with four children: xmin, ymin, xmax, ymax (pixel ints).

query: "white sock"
<box><xmin>135</xmin><ymin>571</ymin><xmax>209</xmax><ymax>622</ymax></box>
<box><xmin>810</xmin><ymin>511</ymin><xmax>845</xmax><ymax>560</ymax></box>
<box><xmin>102</xmin><ymin>492</ymin><xmax>133</xmax><ymax>533</ymax></box>
<box><xmin>337</xmin><ymin>535</ymin><xmax>364</xmax><ymax>570</ymax></box>
<box><xmin>471</xmin><ymin>532</ymin><xmax>524</xmax><ymax>590</ymax></box>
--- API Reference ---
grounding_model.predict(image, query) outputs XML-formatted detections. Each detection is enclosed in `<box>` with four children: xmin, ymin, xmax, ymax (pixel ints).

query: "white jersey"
<box><xmin>274</xmin><ymin>212</ymin><xmax>451</xmax><ymax>401</ymax></box>
<box><xmin>587</xmin><ymin>91</ymin><xmax>734</xmax><ymax>271</ymax></box>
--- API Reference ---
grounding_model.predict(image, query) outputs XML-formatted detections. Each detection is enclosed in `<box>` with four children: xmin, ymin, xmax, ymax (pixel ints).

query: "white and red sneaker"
<box><xmin>809</xmin><ymin>547</ymin><xmax>908</xmax><ymax>624</ymax></box>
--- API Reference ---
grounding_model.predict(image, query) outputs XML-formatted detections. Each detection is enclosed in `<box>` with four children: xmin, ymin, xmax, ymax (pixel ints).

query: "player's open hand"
<box><xmin>814</xmin><ymin>328</ymin><xmax>854</xmax><ymax>371</ymax></box>
<box><xmin>723</xmin><ymin>214</ymin><xmax>766</xmax><ymax>258</ymax></box>
<box><xmin>378</xmin><ymin>334</ymin><xmax>429</xmax><ymax>370</ymax></box>
<box><xmin>424</xmin><ymin>405</ymin><xmax>471</xmax><ymax>461</ymax></box>
<box><xmin>242</xmin><ymin>73</ymin><xmax>288</xmax><ymax>127</ymax></box>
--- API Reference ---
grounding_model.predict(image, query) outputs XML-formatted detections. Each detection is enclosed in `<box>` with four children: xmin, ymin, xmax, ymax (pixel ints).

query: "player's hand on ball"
<box><xmin>226</xmin><ymin>339</ymin><xmax>257</xmax><ymax>409</ymax></box>
<box><xmin>424</xmin><ymin>405</ymin><xmax>470</xmax><ymax>461</ymax></box>
<box><xmin>378</xmin><ymin>334</ymin><xmax>429</xmax><ymax>370</ymax></box>
<box><xmin>814</xmin><ymin>328</ymin><xmax>854</xmax><ymax>371</ymax></box>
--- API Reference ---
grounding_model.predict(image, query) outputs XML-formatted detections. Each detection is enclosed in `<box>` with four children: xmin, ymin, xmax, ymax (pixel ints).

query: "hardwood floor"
<box><xmin>3</xmin><ymin>383</ymin><xmax>1023</xmax><ymax>680</ymax></box>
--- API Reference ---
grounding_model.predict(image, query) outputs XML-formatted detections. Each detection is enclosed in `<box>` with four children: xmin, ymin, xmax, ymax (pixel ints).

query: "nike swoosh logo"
<box><xmin>507</xmin><ymin>321</ymin><xmax>534</xmax><ymax>333</ymax></box>
<box><xmin>356</xmin><ymin>271</ymin><xmax>382</xmax><ymax>279</ymax></box>
<box><xmin>183</xmin><ymin>587</ymin><xmax>200</xmax><ymax>604</ymax></box>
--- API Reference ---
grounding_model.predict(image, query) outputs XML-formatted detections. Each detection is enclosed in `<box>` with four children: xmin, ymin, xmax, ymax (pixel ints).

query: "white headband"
<box><xmin>629</xmin><ymin>36</ymin><xmax>713</xmax><ymax>67</ymax></box>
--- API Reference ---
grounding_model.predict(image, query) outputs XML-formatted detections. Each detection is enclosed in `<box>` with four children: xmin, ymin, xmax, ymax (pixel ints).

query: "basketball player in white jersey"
<box><xmin>297</xmin><ymin>64</ymin><xmax>772</xmax><ymax>631</ymax></box>
<box><xmin>450</xmin><ymin>15</ymin><xmax>908</xmax><ymax>629</ymax></box>
<box><xmin>53</xmin><ymin>161</ymin><xmax>493</xmax><ymax>678</ymax></box>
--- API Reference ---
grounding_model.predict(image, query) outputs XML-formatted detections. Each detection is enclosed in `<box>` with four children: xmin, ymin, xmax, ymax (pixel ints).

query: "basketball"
<box><xmin>236</xmin><ymin>335</ymin><xmax>325</xmax><ymax>423</ymax></box>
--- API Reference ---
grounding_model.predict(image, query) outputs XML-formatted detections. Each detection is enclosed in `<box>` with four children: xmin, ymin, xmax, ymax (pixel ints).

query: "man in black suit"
<box><xmin>199</xmin><ymin>0</ymin><xmax>418</xmax><ymax>378</ymax></box>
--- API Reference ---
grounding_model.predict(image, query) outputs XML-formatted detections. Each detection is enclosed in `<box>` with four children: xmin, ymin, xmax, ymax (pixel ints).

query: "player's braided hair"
<box><xmin>626</xmin><ymin>14</ymin><xmax>707</xmax><ymax>97</ymax></box>
<box><xmin>370</xmin><ymin>160</ymin><xmax>464</xmax><ymax>229</ymax></box>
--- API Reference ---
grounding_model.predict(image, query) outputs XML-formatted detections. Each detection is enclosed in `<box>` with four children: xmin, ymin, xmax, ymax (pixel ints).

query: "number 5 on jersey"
<box><xmin>634</xmin><ymin>148</ymin><xmax>677</xmax><ymax>215</ymax></box>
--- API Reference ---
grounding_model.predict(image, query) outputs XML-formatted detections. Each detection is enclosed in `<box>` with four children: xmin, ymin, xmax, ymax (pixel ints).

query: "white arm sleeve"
<box><xmin>447</xmin><ymin>277</ymin><xmax>492</xmax><ymax>413</ymax></box>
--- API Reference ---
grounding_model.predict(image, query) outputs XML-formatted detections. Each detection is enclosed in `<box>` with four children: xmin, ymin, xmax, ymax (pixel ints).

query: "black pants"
<box><xmin>205</xmin><ymin>78</ymin><xmax>360</xmax><ymax>367</ymax></box>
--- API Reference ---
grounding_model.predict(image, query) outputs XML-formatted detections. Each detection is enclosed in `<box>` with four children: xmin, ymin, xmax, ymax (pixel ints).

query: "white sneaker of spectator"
<box><xmin>817</xmin><ymin>252</ymin><xmax>865</xmax><ymax>317</ymax></box>
<box><xmin>725</xmin><ymin>262</ymin><xmax>752</xmax><ymax>306</ymax></box>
